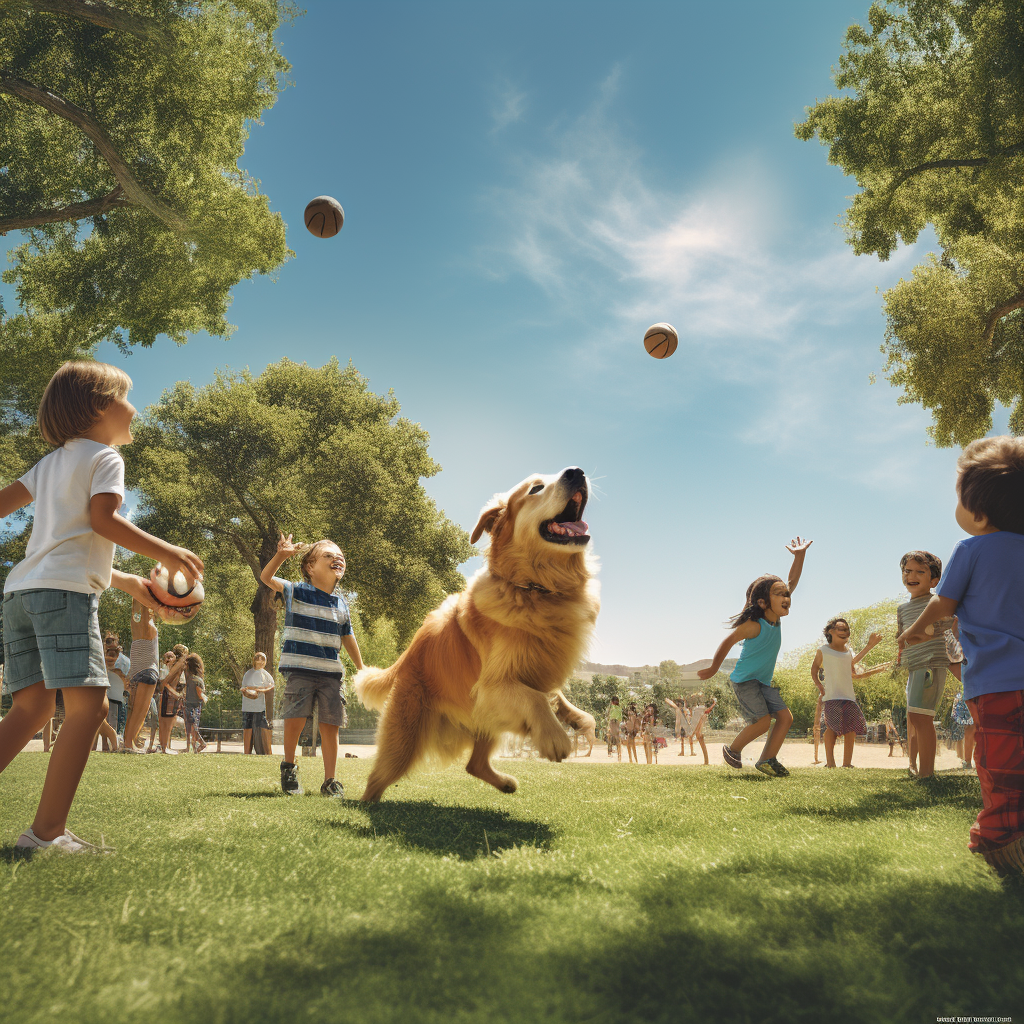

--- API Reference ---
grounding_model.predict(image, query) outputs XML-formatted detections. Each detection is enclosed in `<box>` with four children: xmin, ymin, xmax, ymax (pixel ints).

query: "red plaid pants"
<box><xmin>967</xmin><ymin>689</ymin><xmax>1024</xmax><ymax>853</ymax></box>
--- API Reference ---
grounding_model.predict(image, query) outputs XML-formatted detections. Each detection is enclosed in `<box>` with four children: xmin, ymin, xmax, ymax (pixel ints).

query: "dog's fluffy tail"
<box><xmin>554</xmin><ymin>691</ymin><xmax>596</xmax><ymax>733</ymax></box>
<box><xmin>353</xmin><ymin>666</ymin><xmax>395</xmax><ymax>712</ymax></box>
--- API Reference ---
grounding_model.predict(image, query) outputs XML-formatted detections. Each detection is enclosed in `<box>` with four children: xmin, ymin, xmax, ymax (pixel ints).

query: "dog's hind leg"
<box><xmin>360</xmin><ymin>685</ymin><xmax>427</xmax><ymax>803</ymax></box>
<box><xmin>466</xmin><ymin>735</ymin><xmax>518</xmax><ymax>794</ymax></box>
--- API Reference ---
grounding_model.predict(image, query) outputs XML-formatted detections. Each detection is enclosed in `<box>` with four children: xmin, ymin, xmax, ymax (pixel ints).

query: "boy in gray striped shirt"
<box><xmin>897</xmin><ymin>550</ymin><xmax>957</xmax><ymax>779</ymax></box>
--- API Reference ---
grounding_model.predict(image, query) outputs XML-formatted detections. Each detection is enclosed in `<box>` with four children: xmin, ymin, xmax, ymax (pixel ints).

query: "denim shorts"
<box><xmin>730</xmin><ymin>677</ymin><xmax>789</xmax><ymax>724</ymax></box>
<box><xmin>3</xmin><ymin>589</ymin><xmax>107</xmax><ymax>692</ymax></box>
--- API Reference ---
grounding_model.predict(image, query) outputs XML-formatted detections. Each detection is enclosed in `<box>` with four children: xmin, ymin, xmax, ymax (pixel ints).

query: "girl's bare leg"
<box><xmin>842</xmin><ymin>731</ymin><xmax>855</xmax><ymax>767</ymax></box>
<box><xmin>956</xmin><ymin>736</ymin><xmax>964</xmax><ymax>761</ymax></box>
<box><xmin>643</xmin><ymin>738</ymin><xmax>652</xmax><ymax>764</ymax></box>
<box><xmin>759</xmin><ymin>708</ymin><xmax>793</xmax><ymax>762</ymax></box>
<box><xmin>158</xmin><ymin>713</ymin><xmax>174</xmax><ymax>751</ymax></box>
<box><xmin>824</xmin><ymin>727</ymin><xmax>838</xmax><ymax>767</ymax></box>
<box><xmin>31</xmin><ymin>686</ymin><xmax>107</xmax><ymax>840</ymax></box>
<box><xmin>964</xmin><ymin>724</ymin><xmax>976</xmax><ymax>768</ymax></box>
<box><xmin>95</xmin><ymin>718</ymin><xmax>118</xmax><ymax>752</ymax></box>
<box><xmin>124</xmin><ymin>685</ymin><xmax>156</xmax><ymax>750</ymax></box>
<box><xmin>908</xmin><ymin>711</ymin><xmax>936</xmax><ymax>777</ymax></box>
<box><xmin>42</xmin><ymin>719</ymin><xmax>54</xmax><ymax>752</ymax></box>
<box><xmin>697</xmin><ymin>735</ymin><xmax>709</xmax><ymax>764</ymax></box>
<box><xmin>0</xmin><ymin>682</ymin><xmax>56</xmax><ymax>773</ymax></box>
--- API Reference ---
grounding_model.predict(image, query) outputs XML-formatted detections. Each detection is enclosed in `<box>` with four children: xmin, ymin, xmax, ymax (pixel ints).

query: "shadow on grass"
<box><xmin>222</xmin><ymin>791</ymin><xmax>283</xmax><ymax>799</ymax></box>
<box><xmin>325</xmin><ymin>799</ymin><xmax>555</xmax><ymax>860</ymax></box>
<box><xmin>786</xmin><ymin>774</ymin><xmax>981</xmax><ymax>823</ymax></box>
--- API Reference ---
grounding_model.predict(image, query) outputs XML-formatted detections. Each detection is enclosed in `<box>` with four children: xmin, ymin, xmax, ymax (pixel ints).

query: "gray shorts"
<box><xmin>3</xmin><ymin>589</ymin><xmax>107</xmax><ymax>692</ymax></box>
<box><xmin>906</xmin><ymin>665</ymin><xmax>947</xmax><ymax>716</ymax></box>
<box><xmin>280</xmin><ymin>671</ymin><xmax>346</xmax><ymax>727</ymax></box>
<box><xmin>730</xmin><ymin>678</ymin><xmax>789</xmax><ymax>724</ymax></box>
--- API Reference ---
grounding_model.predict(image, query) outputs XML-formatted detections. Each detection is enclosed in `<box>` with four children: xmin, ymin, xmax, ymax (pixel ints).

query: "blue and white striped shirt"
<box><xmin>278</xmin><ymin>580</ymin><xmax>353</xmax><ymax>677</ymax></box>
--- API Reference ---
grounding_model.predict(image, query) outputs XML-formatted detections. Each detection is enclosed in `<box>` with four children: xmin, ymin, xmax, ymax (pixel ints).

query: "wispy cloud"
<box><xmin>490</xmin><ymin>82</ymin><xmax>527</xmax><ymax>132</ymax></box>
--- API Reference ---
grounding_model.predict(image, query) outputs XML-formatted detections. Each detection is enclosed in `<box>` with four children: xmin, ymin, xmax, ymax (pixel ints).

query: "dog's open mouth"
<box><xmin>541</xmin><ymin>487</ymin><xmax>590</xmax><ymax>546</ymax></box>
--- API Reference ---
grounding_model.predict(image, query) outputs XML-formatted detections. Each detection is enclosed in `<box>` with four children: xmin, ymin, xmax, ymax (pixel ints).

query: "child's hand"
<box><xmin>164</xmin><ymin>546</ymin><xmax>205</xmax><ymax>588</ymax></box>
<box><xmin>112</xmin><ymin>571</ymin><xmax>162</xmax><ymax>611</ymax></box>
<box><xmin>867</xmin><ymin>631</ymin><xmax>882</xmax><ymax>647</ymax></box>
<box><xmin>696</xmin><ymin>667</ymin><xmax>716</xmax><ymax>681</ymax></box>
<box><xmin>276</xmin><ymin>533</ymin><xmax>303</xmax><ymax>559</ymax></box>
<box><xmin>785</xmin><ymin>536</ymin><xmax>813</xmax><ymax>555</ymax></box>
<box><xmin>896</xmin><ymin>628</ymin><xmax>926</xmax><ymax>653</ymax></box>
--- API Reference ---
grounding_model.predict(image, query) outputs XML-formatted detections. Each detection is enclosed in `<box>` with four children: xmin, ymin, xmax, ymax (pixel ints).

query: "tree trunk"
<box><xmin>251</xmin><ymin>532</ymin><xmax>280</xmax><ymax>757</ymax></box>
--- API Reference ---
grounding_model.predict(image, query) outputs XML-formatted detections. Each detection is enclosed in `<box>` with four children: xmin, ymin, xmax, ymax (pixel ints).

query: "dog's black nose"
<box><xmin>561</xmin><ymin>467</ymin><xmax>584</xmax><ymax>485</ymax></box>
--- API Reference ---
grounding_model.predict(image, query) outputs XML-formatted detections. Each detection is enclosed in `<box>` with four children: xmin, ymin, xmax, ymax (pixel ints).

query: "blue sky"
<box><xmin>7</xmin><ymin>1</ymin><xmax>1010</xmax><ymax>666</ymax></box>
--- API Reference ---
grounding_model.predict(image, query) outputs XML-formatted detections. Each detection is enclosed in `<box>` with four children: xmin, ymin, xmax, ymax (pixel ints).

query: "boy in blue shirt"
<box><xmin>899</xmin><ymin>436</ymin><xmax>1024</xmax><ymax>874</ymax></box>
<box><xmin>261</xmin><ymin>533</ymin><xmax>364</xmax><ymax>798</ymax></box>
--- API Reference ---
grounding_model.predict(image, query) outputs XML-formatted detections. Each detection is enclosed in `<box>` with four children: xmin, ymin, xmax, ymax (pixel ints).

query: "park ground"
<box><xmin>1</xmin><ymin>752</ymin><xmax>1021</xmax><ymax>1024</ymax></box>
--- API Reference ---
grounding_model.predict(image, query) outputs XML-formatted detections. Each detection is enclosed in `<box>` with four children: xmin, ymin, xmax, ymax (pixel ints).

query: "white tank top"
<box><xmin>820</xmin><ymin>646</ymin><xmax>856</xmax><ymax>702</ymax></box>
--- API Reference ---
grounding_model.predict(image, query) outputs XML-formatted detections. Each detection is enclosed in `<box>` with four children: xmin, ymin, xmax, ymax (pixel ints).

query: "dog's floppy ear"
<box><xmin>470</xmin><ymin>498</ymin><xmax>504</xmax><ymax>544</ymax></box>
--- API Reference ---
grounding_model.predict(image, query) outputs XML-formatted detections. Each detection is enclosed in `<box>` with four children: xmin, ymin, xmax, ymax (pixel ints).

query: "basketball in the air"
<box><xmin>304</xmin><ymin>196</ymin><xmax>345</xmax><ymax>238</ymax></box>
<box><xmin>644</xmin><ymin>323</ymin><xmax>678</xmax><ymax>359</ymax></box>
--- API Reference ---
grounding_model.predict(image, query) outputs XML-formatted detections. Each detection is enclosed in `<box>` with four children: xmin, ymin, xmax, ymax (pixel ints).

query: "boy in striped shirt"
<box><xmin>261</xmin><ymin>533</ymin><xmax>364</xmax><ymax>797</ymax></box>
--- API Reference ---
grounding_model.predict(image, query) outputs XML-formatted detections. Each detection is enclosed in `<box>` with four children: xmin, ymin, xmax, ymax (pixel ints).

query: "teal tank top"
<box><xmin>730</xmin><ymin>619</ymin><xmax>782</xmax><ymax>684</ymax></box>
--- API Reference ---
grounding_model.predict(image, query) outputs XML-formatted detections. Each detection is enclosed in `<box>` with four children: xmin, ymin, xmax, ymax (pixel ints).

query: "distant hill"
<box><xmin>579</xmin><ymin>659</ymin><xmax>737</xmax><ymax>680</ymax></box>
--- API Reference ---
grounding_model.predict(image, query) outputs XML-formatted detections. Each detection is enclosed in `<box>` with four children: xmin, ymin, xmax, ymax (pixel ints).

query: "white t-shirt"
<box><xmin>106</xmin><ymin>652</ymin><xmax>130</xmax><ymax>703</ymax></box>
<box><xmin>820</xmin><ymin>646</ymin><xmax>857</xmax><ymax>702</ymax></box>
<box><xmin>4</xmin><ymin>439</ymin><xmax>125</xmax><ymax>595</ymax></box>
<box><xmin>241</xmin><ymin>668</ymin><xmax>273</xmax><ymax>712</ymax></box>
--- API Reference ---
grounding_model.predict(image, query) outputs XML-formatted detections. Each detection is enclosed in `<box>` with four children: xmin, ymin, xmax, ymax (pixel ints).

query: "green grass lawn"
<box><xmin>1</xmin><ymin>753</ymin><xmax>1021</xmax><ymax>1024</ymax></box>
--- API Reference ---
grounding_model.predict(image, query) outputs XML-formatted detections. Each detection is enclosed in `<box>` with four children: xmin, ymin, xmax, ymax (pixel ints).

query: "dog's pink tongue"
<box><xmin>562</xmin><ymin>520</ymin><xmax>589</xmax><ymax>535</ymax></box>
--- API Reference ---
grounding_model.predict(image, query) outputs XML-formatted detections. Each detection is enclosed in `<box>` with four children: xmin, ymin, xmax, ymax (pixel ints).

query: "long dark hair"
<box><xmin>728</xmin><ymin>574</ymin><xmax>783</xmax><ymax>627</ymax></box>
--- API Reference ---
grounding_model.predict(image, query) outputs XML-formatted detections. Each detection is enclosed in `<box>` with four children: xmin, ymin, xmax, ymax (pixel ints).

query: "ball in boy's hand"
<box><xmin>148</xmin><ymin>563</ymin><xmax>205</xmax><ymax>625</ymax></box>
<box><xmin>304</xmin><ymin>196</ymin><xmax>345</xmax><ymax>238</ymax></box>
<box><xmin>643</xmin><ymin>323</ymin><xmax>678</xmax><ymax>359</ymax></box>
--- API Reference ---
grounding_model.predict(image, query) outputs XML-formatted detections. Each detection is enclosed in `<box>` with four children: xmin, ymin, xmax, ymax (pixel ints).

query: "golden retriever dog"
<box><xmin>354</xmin><ymin>467</ymin><xmax>600</xmax><ymax>802</ymax></box>
<box><xmin>554</xmin><ymin>692</ymin><xmax>596</xmax><ymax>756</ymax></box>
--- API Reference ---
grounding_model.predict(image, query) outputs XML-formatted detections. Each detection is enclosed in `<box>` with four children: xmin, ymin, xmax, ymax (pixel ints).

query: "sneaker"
<box><xmin>755</xmin><ymin>758</ymin><xmax>790</xmax><ymax>777</ymax></box>
<box><xmin>15</xmin><ymin>828</ymin><xmax>101</xmax><ymax>853</ymax></box>
<box><xmin>281</xmin><ymin>762</ymin><xmax>303</xmax><ymax>796</ymax></box>
<box><xmin>722</xmin><ymin>744</ymin><xmax>743</xmax><ymax>769</ymax></box>
<box><xmin>320</xmin><ymin>778</ymin><xmax>345</xmax><ymax>799</ymax></box>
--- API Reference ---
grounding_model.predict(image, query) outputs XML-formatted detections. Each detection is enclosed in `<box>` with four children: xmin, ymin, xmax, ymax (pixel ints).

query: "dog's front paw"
<box><xmin>534</xmin><ymin>723</ymin><xmax>573</xmax><ymax>763</ymax></box>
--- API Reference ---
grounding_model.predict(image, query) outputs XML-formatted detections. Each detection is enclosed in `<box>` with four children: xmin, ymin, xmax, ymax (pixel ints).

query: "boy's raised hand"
<box><xmin>276</xmin><ymin>532</ymin><xmax>304</xmax><ymax>559</ymax></box>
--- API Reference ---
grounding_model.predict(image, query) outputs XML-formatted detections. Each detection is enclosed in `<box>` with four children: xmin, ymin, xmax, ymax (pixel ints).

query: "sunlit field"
<box><xmin>1</xmin><ymin>754</ymin><xmax>1021</xmax><ymax>1024</ymax></box>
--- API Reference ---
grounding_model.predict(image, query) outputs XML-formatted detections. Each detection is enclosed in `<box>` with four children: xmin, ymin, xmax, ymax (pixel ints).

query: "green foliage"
<box><xmin>0</xmin><ymin>0</ymin><xmax>296</xmax><ymax>479</ymax></box>
<box><xmin>797</xmin><ymin>0</ymin><xmax>1024</xmax><ymax>444</ymax></box>
<box><xmin>124</xmin><ymin>357</ymin><xmax>473</xmax><ymax>650</ymax></box>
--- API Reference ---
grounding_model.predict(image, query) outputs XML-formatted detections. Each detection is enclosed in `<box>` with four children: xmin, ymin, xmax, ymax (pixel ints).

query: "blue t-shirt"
<box><xmin>278</xmin><ymin>580</ymin><xmax>353</xmax><ymax>678</ymax></box>
<box><xmin>936</xmin><ymin>532</ymin><xmax>1024</xmax><ymax>699</ymax></box>
<box><xmin>730</xmin><ymin>618</ymin><xmax>782</xmax><ymax>685</ymax></box>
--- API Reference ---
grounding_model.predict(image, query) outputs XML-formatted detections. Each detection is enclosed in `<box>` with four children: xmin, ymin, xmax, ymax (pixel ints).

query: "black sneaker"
<box><xmin>722</xmin><ymin>744</ymin><xmax>743</xmax><ymax>769</ymax></box>
<box><xmin>280</xmin><ymin>761</ymin><xmax>303</xmax><ymax>796</ymax></box>
<box><xmin>755</xmin><ymin>758</ymin><xmax>790</xmax><ymax>777</ymax></box>
<box><xmin>320</xmin><ymin>777</ymin><xmax>344</xmax><ymax>799</ymax></box>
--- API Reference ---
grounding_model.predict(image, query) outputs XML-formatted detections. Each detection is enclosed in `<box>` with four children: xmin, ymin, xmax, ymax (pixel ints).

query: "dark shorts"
<box><xmin>821</xmin><ymin>699</ymin><xmax>867</xmax><ymax>736</ymax></box>
<box><xmin>3</xmin><ymin>589</ymin><xmax>107</xmax><ymax>692</ymax></box>
<box><xmin>730</xmin><ymin>678</ymin><xmax>789</xmax><ymax>724</ymax></box>
<box><xmin>243</xmin><ymin>711</ymin><xmax>271</xmax><ymax>731</ymax></box>
<box><xmin>280</xmin><ymin>671</ymin><xmax>346</xmax><ymax>727</ymax></box>
<box><xmin>183</xmin><ymin>704</ymin><xmax>202</xmax><ymax>730</ymax></box>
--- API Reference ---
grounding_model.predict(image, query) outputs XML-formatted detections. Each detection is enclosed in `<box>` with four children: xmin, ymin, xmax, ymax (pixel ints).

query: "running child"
<box><xmin>261</xmin><ymin>533</ymin><xmax>364</xmax><ymax>797</ymax></box>
<box><xmin>686</xmin><ymin>691</ymin><xmax>717</xmax><ymax>764</ymax></box>
<box><xmin>182</xmin><ymin>653</ymin><xmax>208</xmax><ymax>753</ymax></box>
<box><xmin>809</xmin><ymin>619</ymin><xmax>888</xmax><ymax>768</ymax></box>
<box><xmin>898</xmin><ymin>436</ymin><xmax>1024</xmax><ymax>872</ymax></box>
<box><xmin>896</xmin><ymin>551</ymin><xmax>957</xmax><ymax>778</ymax></box>
<box><xmin>698</xmin><ymin>537</ymin><xmax>812</xmax><ymax>776</ymax></box>
<box><xmin>0</xmin><ymin>361</ymin><xmax>202</xmax><ymax>851</ymax></box>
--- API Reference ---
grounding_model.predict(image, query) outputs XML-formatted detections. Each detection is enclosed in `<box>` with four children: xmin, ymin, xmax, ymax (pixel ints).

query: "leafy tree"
<box><xmin>797</xmin><ymin>0</ymin><xmax>1024</xmax><ymax>444</ymax></box>
<box><xmin>123</xmin><ymin>358</ymin><xmax>474</xmax><ymax>683</ymax></box>
<box><xmin>0</xmin><ymin>0</ymin><xmax>295</xmax><ymax>478</ymax></box>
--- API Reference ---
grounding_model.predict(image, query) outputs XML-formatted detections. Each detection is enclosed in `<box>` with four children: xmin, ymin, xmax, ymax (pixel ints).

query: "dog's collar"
<box><xmin>492</xmin><ymin>573</ymin><xmax>553</xmax><ymax>595</ymax></box>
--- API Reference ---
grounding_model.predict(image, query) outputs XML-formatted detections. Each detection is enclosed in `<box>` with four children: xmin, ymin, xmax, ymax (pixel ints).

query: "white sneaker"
<box><xmin>15</xmin><ymin>828</ymin><xmax>104</xmax><ymax>853</ymax></box>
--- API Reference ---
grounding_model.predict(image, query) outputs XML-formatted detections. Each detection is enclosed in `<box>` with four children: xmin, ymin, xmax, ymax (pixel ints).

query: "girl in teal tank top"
<box><xmin>696</xmin><ymin>537</ymin><xmax>813</xmax><ymax>777</ymax></box>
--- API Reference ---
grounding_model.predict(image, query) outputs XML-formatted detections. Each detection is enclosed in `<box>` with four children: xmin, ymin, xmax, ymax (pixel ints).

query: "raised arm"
<box><xmin>697</xmin><ymin>620</ymin><xmax>760</xmax><ymax>680</ymax></box>
<box><xmin>851</xmin><ymin>632</ymin><xmax>882</xmax><ymax>668</ymax></box>
<box><xmin>259</xmin><ymin>533</ymin><xmax>304</xmax><ymax>594</ymax></box>
<box><xmin>785</xmin><ymin>536</ymin><xmax>812</xmax><ymax>594</ymax></box>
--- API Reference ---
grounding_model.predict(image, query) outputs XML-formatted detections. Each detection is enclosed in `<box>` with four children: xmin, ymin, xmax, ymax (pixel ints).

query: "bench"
<box><xmin>201</xmin><ymin>727</ymin><xmax>244</xmax><ymax>752</ymax></box>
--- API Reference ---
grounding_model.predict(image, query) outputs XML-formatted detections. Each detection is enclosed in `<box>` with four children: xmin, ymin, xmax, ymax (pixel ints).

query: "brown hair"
<box><xmin>823</xmin><ymin>617</ymin><xmax>848</xmax><ymax>643</ymax></box>
<box><xmin>957</xmin><ymin>436</ymin><xmax>1024</xmax><ymax>535</ymax></box>
<box><xmin>300</xmin><ymin>539</ymin><xmax>342</xmax><ymax>582</ymax></box>
<box><xmin>729</xmin><ymin>574</ymin><xmax>784</xmax><ymax>627</ymax></box>
<box><xmin>900</xmin><ymin>550</ymin><xmax>942</xmax><ymax>580</ymax></box>
<box><xmin>171</xmin><ymin>643</ymin><xmax>189</xmax><ymax>659</ymax></box>
<box><xmin>37</xmin><ymin>361</ymin><xmax>132</xmax><ymax>447</ymax></box>
<box><xmin>185</xmin><ymin>653</ymin><xmax>205</xmax><ymax>677</ymax></box>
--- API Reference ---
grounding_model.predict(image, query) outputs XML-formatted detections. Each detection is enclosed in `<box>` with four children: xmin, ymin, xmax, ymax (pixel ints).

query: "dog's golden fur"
<box><xmin>354</xmin><ymin>468</ymin><xmax>600</xmax><ymax>801</ymax></box>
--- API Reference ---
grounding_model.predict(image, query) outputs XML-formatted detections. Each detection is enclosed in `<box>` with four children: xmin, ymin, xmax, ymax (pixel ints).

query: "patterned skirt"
<box><xmin>821</xmin><ymin>699</ymin><xmax>867</xmax><ymax>736</ymax></box>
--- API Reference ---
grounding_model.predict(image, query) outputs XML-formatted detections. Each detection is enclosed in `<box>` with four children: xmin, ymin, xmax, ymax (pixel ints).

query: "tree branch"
<box><xmin>889</xmin><ymin>142</ymin><xmax>1024</xmax><ymax>192</ymax></box>
<box><xmin>0</xmin><ymin>72</ymin><xmax>188</xmax><ymax>232</ymax></box>
<box><xmin>983</xmin><ymin>289</ymin><xmax>1024</xmax><ymax>347</ymax></box>
<box><xmin>204</xmin><ymin>522</ymin><xmax>262</xmax><ymax>581</ymax></box>
<box><xmin>26</xmin><ymin>0</ymin><xmax>175</xmax><ymax>46</ymax></box>
<box><xmin>0</xmin><ymin>185</ymin><xmax>127</xmax><ymax>235</ymax></box>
